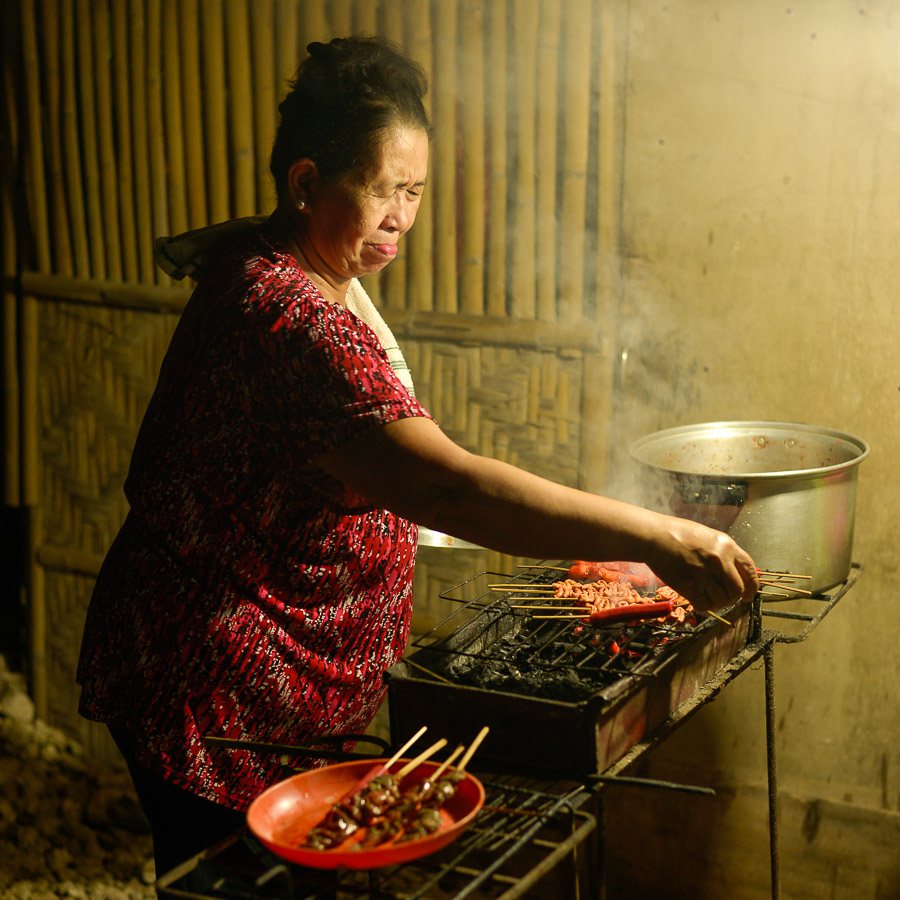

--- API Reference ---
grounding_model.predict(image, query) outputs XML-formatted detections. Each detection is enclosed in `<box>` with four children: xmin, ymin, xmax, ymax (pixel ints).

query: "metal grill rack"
<box><xmin>156</xmin><ymin>774</ymin><xmax>597</xmax><ymax>900</ymax></box>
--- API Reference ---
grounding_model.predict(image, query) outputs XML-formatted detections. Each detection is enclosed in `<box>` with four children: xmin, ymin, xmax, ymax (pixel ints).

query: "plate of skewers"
<box><xmin>246</xmin><ymin>726</ymin><xmax>487</xmax><ymax>869</ymax></box>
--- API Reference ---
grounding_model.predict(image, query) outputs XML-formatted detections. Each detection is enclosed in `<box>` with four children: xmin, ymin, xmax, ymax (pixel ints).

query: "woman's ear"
<box><xmin>286</xmin><ymin>158</ymin><xmax>319</xmax><ymax>210</ymax></box>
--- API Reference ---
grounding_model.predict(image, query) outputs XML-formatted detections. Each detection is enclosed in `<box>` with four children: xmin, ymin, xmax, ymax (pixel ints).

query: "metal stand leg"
<box><xmin>764</xmin><ymin>642</ymin><xmax>781</xmax><ymax>900</ymax></box>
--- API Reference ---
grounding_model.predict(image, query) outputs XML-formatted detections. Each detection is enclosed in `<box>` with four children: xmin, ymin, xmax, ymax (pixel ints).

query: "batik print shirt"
<box><xmin>77</xmin><ymin>231</ymin><xmax>430</xmax><ymax>809</ymax></box>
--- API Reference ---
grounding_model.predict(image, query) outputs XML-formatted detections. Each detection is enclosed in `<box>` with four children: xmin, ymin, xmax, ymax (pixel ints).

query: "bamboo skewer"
<box><xmin>394</xmin><ymin>738</ymin><xmax>449</xmax><ymax>780</ymax></box>
<box><xmin>759</xmin><ymin>580</ymin><xmax>813</xmax><ymax>595</ymax></box>
<box><xmin>705</xmin><ymin>610</ymin><xmax>734</xmax><ymax>628</ymax></box>
<box><xmin>457</xmin><ymin>726</ymin><xmax>490</xmax><ymax>773</ymax></box>
<box><xmin>758</xmin><ymin>571</ymin><xmax>812</xmax><ymax>579</ymax></box>
<box><xmin>517</xmin><ymin>564</ymin><xmax>569</xmax><ymax>571</ymax></box>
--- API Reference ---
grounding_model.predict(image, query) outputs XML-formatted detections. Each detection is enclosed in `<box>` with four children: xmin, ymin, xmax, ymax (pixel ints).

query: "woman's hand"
<box><xmin>642</xmin><ymin>515</ymin><xmax>759</xmax><ymax>612</ymax></box>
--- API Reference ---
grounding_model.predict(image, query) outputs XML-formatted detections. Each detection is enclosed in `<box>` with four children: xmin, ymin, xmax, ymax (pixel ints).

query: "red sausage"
<box><xmin>588</xmin><ymin>600</ymin><xmax>674</xmax><ymax>626</ymax></box>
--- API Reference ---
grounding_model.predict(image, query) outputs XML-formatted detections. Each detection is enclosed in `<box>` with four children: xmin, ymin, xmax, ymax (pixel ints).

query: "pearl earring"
<box><xmin>297</xmin><ymin>200</ymin><xmax>306</xmax><ymax>210</ymax></box>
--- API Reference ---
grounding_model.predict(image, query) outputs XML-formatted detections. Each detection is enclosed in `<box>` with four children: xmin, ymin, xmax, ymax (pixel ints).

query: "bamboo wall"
<box><xmin>1</xmin><ymin>0</ymin><xmax>626</xmax><ymax>755</ymax></box>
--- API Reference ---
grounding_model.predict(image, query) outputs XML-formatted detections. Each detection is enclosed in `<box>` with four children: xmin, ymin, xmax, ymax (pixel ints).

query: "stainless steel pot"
<box><xmin>628</xmin><ymin>421</ymin><xmax>869</xmax><ymax>594</ymax></box>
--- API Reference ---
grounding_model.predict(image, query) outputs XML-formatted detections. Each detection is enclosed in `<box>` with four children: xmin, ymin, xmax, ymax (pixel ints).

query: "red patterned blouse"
<box><xmin>77</xmin><ymin>230</ymin><xmax>431</xmax><ymax>809</ymax></box>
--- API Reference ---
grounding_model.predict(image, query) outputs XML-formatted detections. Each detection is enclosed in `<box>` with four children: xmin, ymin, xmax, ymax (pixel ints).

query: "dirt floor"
<box><xmin>0</xmin><ymin>655</ymin><xmax>155</xmax><ymax>900</ymax></box>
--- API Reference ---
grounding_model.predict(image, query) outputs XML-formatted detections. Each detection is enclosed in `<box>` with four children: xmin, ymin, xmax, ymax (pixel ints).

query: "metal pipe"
<box><xmin>764</xmin><ymin>641</ymin><xmax>781</xmax><ymax>900</ymax></box>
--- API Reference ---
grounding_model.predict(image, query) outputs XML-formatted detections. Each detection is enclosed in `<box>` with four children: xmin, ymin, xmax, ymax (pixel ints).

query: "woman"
<box><xmin>77</xmin><ymin>36</ymin><xmax>757</xmax><ymax>876</ymax></box>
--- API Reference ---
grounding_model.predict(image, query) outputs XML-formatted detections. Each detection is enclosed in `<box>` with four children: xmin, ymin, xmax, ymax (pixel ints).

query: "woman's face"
<box><xmin>307</xmin><ymin>126</ymin><xmax>429</xmax><ymax>280</ymax></box>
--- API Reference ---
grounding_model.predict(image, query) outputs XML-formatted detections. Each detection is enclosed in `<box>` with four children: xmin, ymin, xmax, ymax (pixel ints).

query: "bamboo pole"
<box><xmin>275</xmin><ymin>0</ymin><xmax>299</xmax><ymax>85</ymax></box>
<box><xmin>509</xmin><ymin>0</ymin><xmax>538</xmax><ymax>319</ymax></box>
<box><xmin>459</xmin><ymin>0</ymin><xmax>486</xmax><ymax>316</ymax></box>
<box><xmin>558</xmin><ymin>0</ymin><xmax>592</xmax><ymax>323</ymax></box>
<box><xmin>112</xmin><ymin>0</ymin><xmax>140</xmax><ymax>281</ymax></box>
<box><xmin>226</xmin><ymin>0</ymin><xmax>256</xmax><ymax>217</ymax></box>
<box><xmin>128</xmin><ymin>0</ymin><xmax>155</xmax><ymax>282</ymax></box>
<box><xmin>92</xmin><ymin>0</ymin><xmax>122</xmax><ymax>282</ymax></box>
<box><xmin>251</xmin><ymin>0</ymin><xmax>277</xmax><ymax>213</ymax></box>
<box><xmin>535</xmin><ymin>1</ymin><xmax>562</xmax><ymax>323</ymax></box>
<box><xmin>375</xmin><ymin>0</ymin><xmax>410</xmax><ymax>311</ymax></box>
<box><xmin>146</xmin><ymin>0</ymin><xmax>171</xmax><ymax>284</ymax></box>
<box><xmin>485</xmin><ymin>0</ymin><xmax>508</xmax><ymax>318</ymax></box>
<box><xmin>179</xmin><ymin>0</ymin><xmax>207</xmax><ymax>230</ymax></box>
<box><xmin>300</xmin><ymin>1</ymin><xmax>329</xmax><ymax>46</ymax></box>
<box><xmin>163</xmin><ymin>0</ymin><xmax>189</xmax><ymax>238</ymax></box>
<box><xmin>38</xmin><ymin>0</ymin><xmax>72</xmax><ymax>275</ymax></box>
<box><xmin>328</xmin><ymin>0</ymin><xmax>352</xmax><ymax>37</ymax></box>
<box><xmin>201</xmin><ymin>0</ymin><xmax>230</xmax><ymax>224</ymax></box>
<box><xmin>431</xmin><ymin>0</ymin><xmax>458</xmax><ymax>314</ymax></box>
<box><xmin>353</xmin><ymin>0</ymin><xmax>377</xmax><ymax>34</ymax></box>
<box><xmin>595</xmin><ymin>0</ymin><xmax>628</xmax><ymax>321</ymax></box>
<box><xmin>59</xmin><ymin>0</ymin><xmax>91</xmax><ymax>278</ymax></box>
<box><xmin>403</xmin><ymin>0</ymin><xmax>434</xmax><ymax>312</ymax></box>
<box><xmin>20</xmin><ymin>288</ymin><xmax>43</xmax><ymax>713</ymax></box>
<box><xmin>75</xmin><ymin>0</ymin><xmax>106</xmax><ymax>279</ymax></box>
<box><xmin>1</xmin><ymin>1</ymin><xmax>20</xmax><ymax>505</ymax></box>
<box><xmin>20</xmin><ymin>0</ymin><xmax>51</xmax><ymax>272</ymax></box>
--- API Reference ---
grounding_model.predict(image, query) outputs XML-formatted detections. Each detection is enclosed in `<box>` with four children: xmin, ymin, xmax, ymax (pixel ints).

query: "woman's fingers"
<box><xmin>652</xmin><ymin>520</ymin><xmax>759</xmax><ymax>612</ymax></box>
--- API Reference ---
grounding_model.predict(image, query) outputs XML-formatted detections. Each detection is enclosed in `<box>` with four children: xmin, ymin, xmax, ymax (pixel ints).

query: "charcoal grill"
<box><xmin>386</xmin><ymin>564</ymin><xmax>759</xmax><ymax>778</ymax></box>
<box><xmin>155</xmin><ymin>563</ymin><xmax>861</xmax><ymax>900</ymax></box>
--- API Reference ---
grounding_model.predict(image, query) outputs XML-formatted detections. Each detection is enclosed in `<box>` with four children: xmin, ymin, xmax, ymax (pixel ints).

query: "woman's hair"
<box><xmin>270</xmin><ymin>36</ymin><xmax>432</xmax><ymax>197</ymax></box>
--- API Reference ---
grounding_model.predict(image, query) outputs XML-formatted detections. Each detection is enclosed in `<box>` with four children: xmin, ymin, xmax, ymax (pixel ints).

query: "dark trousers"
<box><xmin>108</xmin><ymin>725</ymin><xmax>246</xmax><ymax>879</ymax></box>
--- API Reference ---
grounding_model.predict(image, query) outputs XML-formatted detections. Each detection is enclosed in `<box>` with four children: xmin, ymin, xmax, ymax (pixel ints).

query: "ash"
<box><xmin>0</xmin><ymin>655</ymin><xmax>155</xmax><ymax>900</ymax></box>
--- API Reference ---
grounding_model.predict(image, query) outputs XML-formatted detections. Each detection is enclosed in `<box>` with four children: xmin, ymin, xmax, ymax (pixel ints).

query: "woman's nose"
<box><xmin>386</xmin><ymin>194</ymin><xmax>418</xmax><ymax>234</ymax></box>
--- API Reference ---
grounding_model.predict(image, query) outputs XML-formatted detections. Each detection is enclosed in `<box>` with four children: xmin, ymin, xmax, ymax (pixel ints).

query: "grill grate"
<box><xmin>156</xmin><ymin>774</ymin><xmax>596</xmax><ymax>900</ymax></box>
<box><xmin>407</xmin><ymin>565</ymin><xmax>722</xmax><ymax>703</ymax></box>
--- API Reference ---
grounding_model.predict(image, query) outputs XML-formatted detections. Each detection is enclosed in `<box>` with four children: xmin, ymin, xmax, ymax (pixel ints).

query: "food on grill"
<box><xmin>549</xmin><ymin>577</ymin><xmax>693</xmax><ymax>626</ymax></box>
<box><xmin>588</xmin><ymin>599</ymin><xmax>674</xmax><ymax>625</ymax></box>
<box><xmin>567</xmin><ymin>559</ymin><xmax>654</xmax><ymax>588</ymax></box>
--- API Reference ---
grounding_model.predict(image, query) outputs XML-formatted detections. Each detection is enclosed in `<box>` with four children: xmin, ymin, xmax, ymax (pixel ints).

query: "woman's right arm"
<box><xmin>314</xmin><ymin>416</ymin><xmax>758</xmax><ymax>611</ymax></box>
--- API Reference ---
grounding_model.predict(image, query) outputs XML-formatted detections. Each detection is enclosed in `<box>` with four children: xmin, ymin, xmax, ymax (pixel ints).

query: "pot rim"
<box><xmin>628</xmin><ymin>420</ymin><xmax>870</xmax><ymax>481</ymax></box>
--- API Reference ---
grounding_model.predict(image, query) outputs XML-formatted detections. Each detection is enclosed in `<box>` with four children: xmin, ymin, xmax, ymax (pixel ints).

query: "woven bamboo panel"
<box><xmin>2</xmin><ymin>0</ymin><xmax>629</xmax><ymax>752</ymax></box>
<box><xmin>36</xmin><ymin>303</ymin><xmax>180</xmax><ymax>560</ymax></box>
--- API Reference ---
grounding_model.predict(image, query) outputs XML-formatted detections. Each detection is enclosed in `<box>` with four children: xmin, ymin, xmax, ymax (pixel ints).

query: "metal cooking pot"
<box><xmin>628</xmin><ymin>421</ymin><xmax>869</xmax><ymax>595</ymax></box>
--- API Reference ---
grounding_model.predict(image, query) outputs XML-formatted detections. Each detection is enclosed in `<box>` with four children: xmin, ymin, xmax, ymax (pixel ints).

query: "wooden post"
<box><xmin>486</xmin><ymin>0</ymin><xmax>508</xmax><ymax>318</ymax></box>
<box><xmin>432</xmin><ymin>0</ymin><xmax>458</xmax><ymax>314</ymax></box>
<box><xmin>509</xmin><ymin>0</ymin><xmax>538</xmax><ymax>319</ymax></box>
<box><xmin>226</xmin><ymin>0</ymin><xmax>256</xmax><ymax>217</ymax></box>
<box><xmin>92</xmin><ymin>0</ymin><xmax>122</xmax><ymax>282</ymax></box>
<box><xmin>163</xmin><ymin>0</ymin><xmax>189</xmax><ymax>238</ymax></box>
<box><xmin>112</xmin><ymin>0</ymin><xmax>140</xmax><ymax>281</ymax></box>
<box><xmin>459</xmin><ymin>0</ymin><xmax>486</xmax><ymax>316</ymax></box>
<box><xmin>558</xmin><ymin>0</ymin><xmax>592</xmax><ymax>323</ymax></box>
<box><xmin>60</xmin><ymin>0</ymin><xmax>91</xmax><ymax>278</ymax></box>
<box><xmin>201</xmin><ymin>0</ymin><xmax>230</xmax><ymax>224</ymax></box>
<box><xmin>535</xmin><ymin>1</ymin><xmax>562</xmax><ymax>323</ymax></box>
<box><xmin>403</xmin><ymin>0</ymin><xmax>434</xmax><ymax>313</ymax></box>
<box><xmin>75</xmin><ymin>0</ymin><xmax>107</xmax><ymax>280</ymax></box>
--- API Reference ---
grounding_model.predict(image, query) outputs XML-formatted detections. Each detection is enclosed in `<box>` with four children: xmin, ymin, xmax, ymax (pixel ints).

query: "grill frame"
<box><xmin>387</xmin><ymin>565</ymin><xmax>761</xmax><ymax>778</ymax></box>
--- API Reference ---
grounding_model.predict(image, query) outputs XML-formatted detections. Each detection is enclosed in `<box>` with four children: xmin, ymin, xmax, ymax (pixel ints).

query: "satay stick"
<box><xmin>456</xmin><ymin>726</ymin><xmax>490</xmax><ymax>773</ymax></box>
<box><xmin>759</xmin><ymin>580</ymin><xmax>813</xmax><ymax>596</ymax></box>
<box><xmin>758</xmin><ymin>571</ymin><xmax>812</xmax><ymax>579</ymax></box>
<box><xmin>511</xmin><ymin>604</ymin><xmax>588</xmax><ymax>610</ymax></box>
<box><xmin>517</xmin><ymin>564</ymin><xmax>569</xmax><ymax>571</ymax></box>
<box><xmin>343</xmin><ymin>725</ymin><xmax>427</xmax><ymax>798</ymax></box>
<box><xmin>430</xmin><ymin>744</ymin><xmax>465</xmax><ymax>780</ymax></box>
<box><xmin>705</xmin><ymin>610</ymin><xmax>734</xmax><ymax>628</ymax></box>
<box><xmin>490</xmin><ymin>584</ymin><xmax>557</xmax><ymax>591</ymax></box>
<box><xmin>395</xmin><ymin>738</ymin><xmax>449</xmax><ymax>779</ymax></box>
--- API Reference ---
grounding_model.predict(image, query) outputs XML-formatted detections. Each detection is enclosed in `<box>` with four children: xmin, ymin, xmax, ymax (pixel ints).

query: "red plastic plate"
<box><xmin>246</xmin><ymin>758</ymin><xmax>485</xmax><ymax>870</ymax></box>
